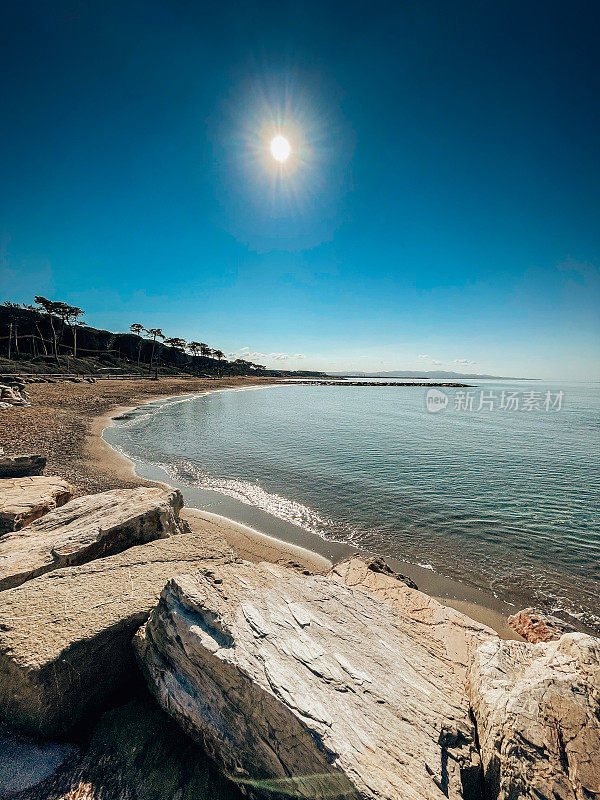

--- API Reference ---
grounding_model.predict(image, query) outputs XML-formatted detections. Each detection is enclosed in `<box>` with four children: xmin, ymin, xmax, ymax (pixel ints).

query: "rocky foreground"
<box><xmin>0</xmin><ymin>462</ymin><xmax>599</xmax><ymax>800</ymax></box>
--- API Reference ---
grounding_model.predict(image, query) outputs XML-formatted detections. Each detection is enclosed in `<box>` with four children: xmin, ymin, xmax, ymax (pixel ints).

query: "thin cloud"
<box><xmin>230</xmin><ymin>348</ymin><xmax>307</xmax><ymax>362</ymax></box>
<box><xmin>453</xmin><ymin>358</ymin><xmax>476</xmax><ymax>365</ymax></box>
<box><xmin>229</xmin><ymin>349</ymin><xmax>267</xmax><ymax>360</ymax></box>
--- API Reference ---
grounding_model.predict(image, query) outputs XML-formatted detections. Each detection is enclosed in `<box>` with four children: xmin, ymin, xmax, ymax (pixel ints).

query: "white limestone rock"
<box><xmin>0</xmin><ymin>527</ymin><xmax>235</xmax><ymax>737</ymax></box>
<box><xmin>135</xmin><ymin>560</ymin><xmax>484</xmax><ymax>800</ymax></box>
<box><xmin>467</xmin><ymin>632</ymin><xmax>600</xmax><ymax>800</ymax></box>
<box><xmin>0</xmin><ymin>486</ymin><xmax>187</xmax><ymax>591</ymax></box>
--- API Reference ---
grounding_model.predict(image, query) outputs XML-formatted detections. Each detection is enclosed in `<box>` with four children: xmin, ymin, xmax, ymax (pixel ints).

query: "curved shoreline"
<box><xmin>93</xmin><ymin>384</ymin><xmax>286</xmax><ymax>487</ymax></box>
<box><xmin>99</xmin><ymin>387</ymin><xmax>521</xmax><ymax>638</ymax></box>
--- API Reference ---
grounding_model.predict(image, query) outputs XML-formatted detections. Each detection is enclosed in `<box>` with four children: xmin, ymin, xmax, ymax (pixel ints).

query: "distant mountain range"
<box><xmin>329</xmin><ymin>371</ymin><xmax>534</xmax><ymax>380</ymax></box>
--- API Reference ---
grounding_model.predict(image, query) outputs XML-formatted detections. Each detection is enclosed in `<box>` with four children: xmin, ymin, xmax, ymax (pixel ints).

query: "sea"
<box><xmin>104</xmin><ymin>379</ymin><xmax>600</xmax><ymax>631</ymax></box>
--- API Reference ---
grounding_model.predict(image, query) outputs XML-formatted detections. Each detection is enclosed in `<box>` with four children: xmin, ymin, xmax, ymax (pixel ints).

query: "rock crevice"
<box><xmin>0</xmin><ymin>517</ymin><xmax>235</xmax><ymax>737</ymax></box>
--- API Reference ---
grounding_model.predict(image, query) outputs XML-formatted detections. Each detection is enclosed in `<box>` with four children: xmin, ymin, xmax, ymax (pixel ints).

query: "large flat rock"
<box><xmin>0</xmin><ymin>476</ymin><xmax>74</xmax><ymax>535</ymax></box>
<box><xmin>467</xmin><ymin>632</ymin><xmax>600</xmax><ymax>800</ymax></box>
<box><xmin>0</xmin><ymin>487</ymin><xmax>187</xmax><ymax>591</ymax></box>
<box><xmin>135</xmin><ymin>560</ymin><xmax>484</xmax><ymax>800</ymax></box>
<box><xmin>0</xmin><ymin>528</ymin><xmax>235</xmax><ymax>737</ymax></box>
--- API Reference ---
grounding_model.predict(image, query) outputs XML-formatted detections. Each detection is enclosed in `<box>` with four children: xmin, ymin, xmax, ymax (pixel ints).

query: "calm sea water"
<box><xmin>106</xmin><ymin>380</ymin><xmax>600</xmax><ymax>630</ymax></box>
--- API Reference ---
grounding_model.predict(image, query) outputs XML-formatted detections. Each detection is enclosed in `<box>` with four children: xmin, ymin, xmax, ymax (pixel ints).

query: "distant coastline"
<box><xmin>331</xmin><ymin>370</ymin><xmax>538</xmax><ymax>380</ymax></box>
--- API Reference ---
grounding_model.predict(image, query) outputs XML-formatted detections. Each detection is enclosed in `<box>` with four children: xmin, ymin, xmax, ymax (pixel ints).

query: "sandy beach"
<box><xmin>0</xmin><ymin>377</ymin><xmax>278</xmax><ymax>493</ymax></box>
<box><xmin>1</xmin><ymin>377</ymin><xmax>520</xmax><ymax>638</ymax></box>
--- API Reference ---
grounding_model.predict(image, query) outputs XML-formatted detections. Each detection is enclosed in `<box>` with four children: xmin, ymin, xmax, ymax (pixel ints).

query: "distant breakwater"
<box><xmin>286</xmin><ymin>380</ymin><xmax>473</xmax><ymax>387</ymax></box>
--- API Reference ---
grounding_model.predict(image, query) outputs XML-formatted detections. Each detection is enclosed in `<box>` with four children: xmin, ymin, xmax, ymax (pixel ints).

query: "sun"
<box><xmin>270</xmin><ymin>134</ymin><xmax>291</xmax><ymax>163</ymax></box>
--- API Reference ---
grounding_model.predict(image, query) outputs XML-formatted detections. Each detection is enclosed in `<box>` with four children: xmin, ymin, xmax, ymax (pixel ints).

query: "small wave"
<box><xmin>114</xmin><ymin>411</ymin><xmax>153</xmax><ymax>428</ymax></box>
<box><xmin>166</xmin><ymin>459</ymin><xmax>334</xmax><ymax>536</ymax></box>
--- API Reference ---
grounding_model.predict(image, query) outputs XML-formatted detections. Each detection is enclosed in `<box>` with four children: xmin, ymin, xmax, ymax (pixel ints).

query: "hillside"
<box><xmin>0</xmin><ymin>303</ymin><xmax>324</xmax><ymax>379</ymax></box>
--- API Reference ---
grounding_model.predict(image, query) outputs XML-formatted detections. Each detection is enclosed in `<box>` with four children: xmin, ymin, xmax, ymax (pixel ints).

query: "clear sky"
<box><xmin>1</xmin><ymin>1</ymin><xmax>599</xmax><ymax>379</ymax></box>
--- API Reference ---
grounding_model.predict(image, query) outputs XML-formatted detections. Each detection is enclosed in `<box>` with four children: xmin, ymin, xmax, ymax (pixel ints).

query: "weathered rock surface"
<box><xmin>0</xmin><ymin>476</ymin><xmax>74</xmax><ymax>535</ymax></box>
<box><xmin>507</xmin><ymin>607</ymin><xmax>577</xmax><ymax>643</ymax></box>
<box><xmin>0</xmin><ymin>528</ymin><xmax>235</xmax><ymax>737</ymax></box>
<box><xmin>5</xmin><ymin>696</ymin><xmax>242</xmax><ymax>800</ymax></box>
<box><xmin>135</xmin><ymin>560</ymin><xmax>485</xmax><ymax>800</ymax></box>
<box><xmin>329</xmin><ymin>557</ymin><xmax>497</xmax><ymax>683</ymax></box>
<box><xmin>0</xmin><ymin>455</ymin><xmax>46</xmax><ymax>479</ymax></box>
<box><xmin>0</xmin><ymin>487</ymin><xmax>187</xmax><ymax>591</ymax></box>
<box><xmin>467</xmin><ymin>633</ymin><xmax>600</xmax><ymax>800</ymax></box>
<box><xmin>343</xmin><ymin>554</ymin><xmax>419</xmax><ymax>589</ymax></box>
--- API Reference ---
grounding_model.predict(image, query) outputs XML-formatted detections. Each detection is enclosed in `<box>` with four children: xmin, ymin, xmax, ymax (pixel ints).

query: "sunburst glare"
<box><xmin>212</xmin><ymin>69</ymin><xmax>353</xmax><ymax>248</ymax></box>
<box><xmin>270</xmin><ymin>134</ymin><xmax>291</xmax><ymax>163</ymax></box>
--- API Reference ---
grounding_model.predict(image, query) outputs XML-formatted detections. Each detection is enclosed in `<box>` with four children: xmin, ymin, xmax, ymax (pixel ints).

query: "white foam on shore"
<box><xmin>105</xmin><ymin>383</ymin><xmax>336</xmax><ymax>536</ymax></box>
<box><xmin>166</xmin><ymin>459</ymin><xmax>334</xmax><ymax>537</ymax></box>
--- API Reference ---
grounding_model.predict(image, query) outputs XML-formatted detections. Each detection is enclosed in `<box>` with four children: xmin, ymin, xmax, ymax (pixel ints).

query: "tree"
<box><xmin>187</xmin><ymin>341</ymin><xmax>201</xmax><ymax>358</ymax></box>
<box><xmin>53</xmin><ymin>302</ymin><xmax>71</xmax><ymax>352</ymax></box>
<box><xmin>2</xmin><ymin>302</ymin><xmax>22</xmax><ymax>360</ymax></box>
<box><xmin>199</xmin><ymin>342</ymin><xmax>211</xmax><ymax>358</ymax></box>
<box><xmin>213</xmin><ymin>349</ymin><xmax>226</xmax><ymax>376</ymax></box>
<box><xmin>60</xmin><ymin>303</ymin><xmax>84</xmax><ymax>358</ymax></box>
<box><xmin>34</xmin><ymin>298</ymin><xmax>84</xmax><ymax>360</ymax></box>
<box><xmin>24</xmin><ymin>304</ymin><xmax>48</xmax><ymax>356</ymax></box>
<box><xmin>187</xmin><ymin>341</ymin><xmax>207</xmax><ymax>375</ymax></box>
<box><xmin>164</xmin><ymin>338</ymin><xmax>187</xmax><ymax>372</ymax></box>
<box><xmin>164</xmin><ymin>337</ymin><xmax>187</xmax><ymax>351</ymax></box>
<box><xmin>145</xmin><ymin>328</ymin><xmax>164</xmax><ymax>370</ymax></box>
<box><xmin>130</xmin><ymin>324</ymin><xmax>146</xmax><ymax>368</ymax></box>
<box><xmin>34</xmin><ymin>296</ymin><xmax>61</xmax><ymax>362</ymax></box>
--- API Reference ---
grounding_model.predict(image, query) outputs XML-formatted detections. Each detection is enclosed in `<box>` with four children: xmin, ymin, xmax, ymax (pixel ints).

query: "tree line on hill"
<box><xmin>0</xmin><ymin>297</ymin><xmax>323</xmax><ymax>378</ymax></box>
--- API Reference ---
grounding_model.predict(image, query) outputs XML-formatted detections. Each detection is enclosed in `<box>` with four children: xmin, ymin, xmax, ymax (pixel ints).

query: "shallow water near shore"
<box><xmin>104</xmin><ymin>380</ymin><xmax>600</xmax><ymax>632</ymax></box>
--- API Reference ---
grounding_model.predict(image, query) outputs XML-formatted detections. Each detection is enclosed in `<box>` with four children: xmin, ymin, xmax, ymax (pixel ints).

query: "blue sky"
<box><xmin>1</xmin><ymin>0</ymin><xmax>599</xmax><ymax>378</ymax></box>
